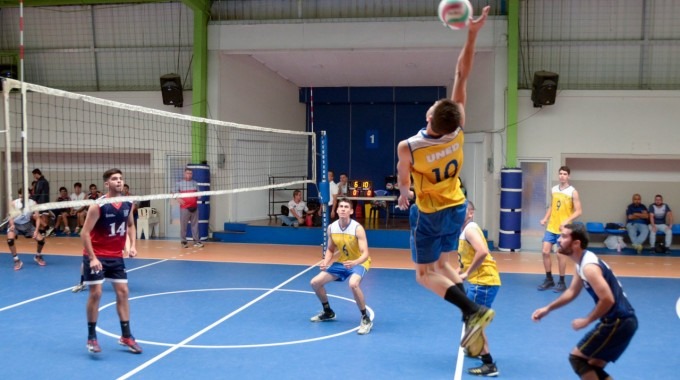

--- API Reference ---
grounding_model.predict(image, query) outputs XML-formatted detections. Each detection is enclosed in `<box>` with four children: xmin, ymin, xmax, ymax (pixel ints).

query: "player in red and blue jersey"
<box><xmin>80</xmin><ymin>168</ymin><xmax>142</xmax><ymax>355</ymax></box>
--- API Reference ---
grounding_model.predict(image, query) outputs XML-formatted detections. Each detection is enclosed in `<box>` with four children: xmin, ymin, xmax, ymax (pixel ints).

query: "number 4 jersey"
<box><xmin>83</xmin><ymin>198</ymin><xmax>133</xmax><ymax>258</ymax></box>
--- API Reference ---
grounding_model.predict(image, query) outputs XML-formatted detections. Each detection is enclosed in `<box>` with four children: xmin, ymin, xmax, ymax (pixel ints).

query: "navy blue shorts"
<box><xmin>578</xmin><ymin>315</ymin><xmax>638</xmax><ymax>362</ymax></box>
<box><xmin>409</xmin><ymin>202</ymin><xmax>467</xmax><ymax>264</ymax></box>
<box><xmin>82</xmin><ymin>257</ymin><xmax>128</xmax><ymax>285</ymax></box>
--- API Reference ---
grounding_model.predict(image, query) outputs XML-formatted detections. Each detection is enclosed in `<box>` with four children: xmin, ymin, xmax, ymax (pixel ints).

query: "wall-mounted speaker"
<box><xmin>531</xmin><ymin>70</ymin><xmax>559</xmax><ymax>107</ymax></box>
<box><xmin>160</xmin><ymin>73</ymin><xmax>183</xmax><ymax>107</ymax></box>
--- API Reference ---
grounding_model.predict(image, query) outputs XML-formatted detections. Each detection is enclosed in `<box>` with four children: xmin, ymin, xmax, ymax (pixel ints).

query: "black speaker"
<box><xmin>531</xmin><ymin>70</ymin><xmax>559</xmax><ymax>107</ymax></box>
<box><xmin>160</xmin><ymin>73</ymin><xmax>183</xmax><ymax>107</ymax></box>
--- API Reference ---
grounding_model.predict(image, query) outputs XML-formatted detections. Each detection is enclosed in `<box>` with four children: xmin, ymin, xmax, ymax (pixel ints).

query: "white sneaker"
<box><xmin>357</xmin><ymin>316</ymin><xmax>373</xmax><ymax>335</ymax></box>
<box><xmin>72</xmin><ymin>283</ymin><xmax>86</xmax><ymax>293</ymax></box>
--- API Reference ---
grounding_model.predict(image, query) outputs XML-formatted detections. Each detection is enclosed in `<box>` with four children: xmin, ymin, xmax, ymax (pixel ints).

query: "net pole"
<box><xmin>2</xmin><ymin>81</ymin><xmax>12</xmax><ymax>215</ymax></box>
<box><xmin>19</xmin><ymin>0</ymin><xmax>29</xmax><ymax>210</ymax></box>
<box><xmin>319</xmin><ymin>130</ymin><xmax>329</xmax><ymax>258</ymax></box>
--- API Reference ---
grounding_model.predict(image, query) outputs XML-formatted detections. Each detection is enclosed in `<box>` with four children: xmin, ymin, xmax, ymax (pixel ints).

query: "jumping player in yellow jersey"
<box><xmin>309</xmin><ymin>198</ymin><xmax>373</xmax><ymax>335</ymax></box>
<box><xmin>457</xmin><ymin>202</ymin><xmax>501</xmax><ymax>377</ymax></box>
<box><xmin>396</xmin><ymin>6</ymin><xmax>494</xmax><ymax>353</ymax></box>
<box><xmin>539</xmin><ymin>166</ymin><xmax>582</xmax><ymax>292</ymax></box>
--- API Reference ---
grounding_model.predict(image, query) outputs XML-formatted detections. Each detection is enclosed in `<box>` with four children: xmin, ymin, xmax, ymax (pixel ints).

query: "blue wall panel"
<box><xmin>350</xmin><ymin>104</ymin><xmax>394</xmax><ymax>189</ymax></box>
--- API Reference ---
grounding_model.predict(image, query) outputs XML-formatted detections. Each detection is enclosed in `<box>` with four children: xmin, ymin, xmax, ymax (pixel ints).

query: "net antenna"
<box><xmin>1</xmin><ymin>78</ymin><xmax>316</xmax><ymax>223</ymax></box>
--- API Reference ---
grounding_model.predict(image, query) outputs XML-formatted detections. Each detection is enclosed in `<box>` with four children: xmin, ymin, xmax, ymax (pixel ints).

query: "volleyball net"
<box><xmin>0</xmin><ymin>77</ymin><xmax>316</xmax><ymax>217</ymax></box>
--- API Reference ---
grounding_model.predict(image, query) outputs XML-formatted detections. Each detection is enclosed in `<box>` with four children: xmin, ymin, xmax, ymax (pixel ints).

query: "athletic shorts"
<box><xmin>410</xmin><ymin>202</ymin><xmax>467</xmax><ymax>264</ymax></box>
<box><xmin>466</xmin><ymin>284</ymin><xmax>500</xmax><ymax>308</ymax></box>
<box><xmin>325</xmin><ymin>262</ymin><xmax>367</xmax><ymax>282</ymax></box>
<box><xmin>14</xmin><ymin>222</ymin><xmax>36</xmax><ymax>238</ymax></box>
<box><xmin>543</xmin><ymin>231</ymin><xmax>560</xmax><ymax>245</ymax></box>
<box><xmin>82</xmin><ymin>256</ymin><xmax>128</xmax><ymax>285</ymax></box>
<box><xmin>578</xmin><ymin>315</ymin><xmax>638</xmax><ymax>362</ymax></box>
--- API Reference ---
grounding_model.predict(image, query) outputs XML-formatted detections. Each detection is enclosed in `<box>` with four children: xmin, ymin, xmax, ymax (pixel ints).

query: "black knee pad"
<box><xmin>569</xmin><ymin>354</ymin><xmax>594</xmax><ymax>376</ymax></box>
<box><xmin>7</xmin><ymin>238</ymin><xmax>14</xmax><ymax>247</ymax></box>
<box><xmin>38</xmin><ymin>239</ymin><xmax>45</xmax><ymax>247</ymax></box>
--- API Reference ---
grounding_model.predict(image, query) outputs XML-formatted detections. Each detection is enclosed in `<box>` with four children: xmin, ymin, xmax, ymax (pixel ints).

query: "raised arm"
<box><xmin>451</xmin><ymin>5</ymin><xmax>490</xmax><ymax>109</ymax></box>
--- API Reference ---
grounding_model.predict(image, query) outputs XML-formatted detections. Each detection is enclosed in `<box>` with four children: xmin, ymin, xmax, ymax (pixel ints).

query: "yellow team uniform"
<box><xmin>547</xmin><ymin>185</ymin><xmax>575</xmax><ymax>234</ymax></box>
<box><xmin>329</xmin><ymin>219</ymin><xmax>370</xmax><ymax>270</ymax></box>
<box><xmin>458</xmin><ymin>221</ymin><xmax>501</xmax><ymax>286</ymax></box>
<box><xmin>407</xmin><ymin>128</ymin><xmax>466</xmax><ymax>213</ymax></box>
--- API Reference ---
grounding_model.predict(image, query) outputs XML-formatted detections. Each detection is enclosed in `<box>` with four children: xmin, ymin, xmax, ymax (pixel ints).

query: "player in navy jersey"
<box><xmin>80</xmin><ymin>168</ymin><xmax>142</xmax><ymax>354</ymax></box>
<box><xmin>532</xmin><ymin>223</ymin><xmax>637</xmax><ymax>380</ymax></box>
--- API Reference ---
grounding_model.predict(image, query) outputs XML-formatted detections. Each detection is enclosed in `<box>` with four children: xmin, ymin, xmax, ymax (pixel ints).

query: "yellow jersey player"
<box><xmin>457</xmin><ymin>201</ymin><xmax>501</xmax><ymax>377</ymax></box>
<box><xmin>309</xmin><ymin>198</ymin><xmax>373</xmax><ymax>335</ymax></box>
<box><xmin>538</xmin><ymin>166</ymin><xmax>582</xmax><ymax>292</ymax></box>
<box><xmin>396</xmin><ymin>6</ymin><xmax>494</xmax><ymax>352</ymax></box>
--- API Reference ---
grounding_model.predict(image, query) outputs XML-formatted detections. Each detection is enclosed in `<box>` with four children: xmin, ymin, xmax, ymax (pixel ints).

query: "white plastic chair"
<box><xmin>137</xmin><ymin>207</ymin><xmax>160</xmax><ymax>239</ymax></box>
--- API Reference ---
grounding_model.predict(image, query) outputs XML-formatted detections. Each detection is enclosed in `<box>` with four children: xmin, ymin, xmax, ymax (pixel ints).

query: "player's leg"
<box><xmin>30</xmin><ymin>224</ymin><xmax>47</xmax><ymax>266</ymax></box>
<box><xmin>6</xmin><ymin>228</ymin><xmax>22</xmax><ymax>270</ymax></box>
<box><xmin>348</xmin><ymin>270</ymin><xmax>373</xmax><ymax>335</ymax></box>
<box><xmin>538</xmin><ymin>232</ymin><xmax>557</xmax><ymax>290</ymax></box>
<box><xmin>553</xmin><ymin>251</ymin><xmax>568</xmax><ymax>292</ymax></box>
<box><xmin>110</xmin><ymin>259</ymin><xmax>142</xmax><ymax>354</ymax></box>
<box><xmin>84</xmin><ymin>262</ymin><xmax>104</xmax><ymax>354</ymax></box>
<box><xmin>310</xmin><ymin>269</ymin><xmax>338</xmax><ymax>321</ymax></box>
<box><xmin>190</xmin><ymin>210</ymin><xmax>202</xmax><ymax>247</ymax></box>
<box><xmin>179</xmin><ymin>208</ymin><xmax>189</xmax><ymax>247</ymax></box>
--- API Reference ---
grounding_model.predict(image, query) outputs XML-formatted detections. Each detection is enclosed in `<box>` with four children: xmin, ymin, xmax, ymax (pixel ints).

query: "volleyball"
<box><xmin>438</xmin><ymin>0</ymin><xmax>473</xmax><ymax>30</ymax></box>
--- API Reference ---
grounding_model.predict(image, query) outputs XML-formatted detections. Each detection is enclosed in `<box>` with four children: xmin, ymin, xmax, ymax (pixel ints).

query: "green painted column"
<box><xmin>189</xmin><ymin>4</ymin><xmax>209</xmax><ymax>164</ymax></box>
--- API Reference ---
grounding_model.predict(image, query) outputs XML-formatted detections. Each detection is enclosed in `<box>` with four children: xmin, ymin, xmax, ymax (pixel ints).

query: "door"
<box><xmin>519</xmin><ymin>160</ymin><xmax>550</xmax><ymax>250</ymax></box>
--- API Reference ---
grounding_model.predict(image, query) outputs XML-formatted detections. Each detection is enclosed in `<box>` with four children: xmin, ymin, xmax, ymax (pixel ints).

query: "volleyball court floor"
<box><xmin>1</xmin><ymin>238</ymin><xmax>678</xmax><ymax>379</ymax></box>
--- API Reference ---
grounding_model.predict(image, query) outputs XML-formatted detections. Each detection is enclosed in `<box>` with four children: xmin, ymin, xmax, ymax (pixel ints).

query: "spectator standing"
<box><xmin>174</xmin><ymin>168</ymin><xmax>202</xmax><ymax>248</ymax></box>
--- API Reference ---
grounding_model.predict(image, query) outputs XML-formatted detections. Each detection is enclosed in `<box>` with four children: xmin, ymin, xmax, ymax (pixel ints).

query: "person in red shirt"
<box><xmin>174</xmin><ymin>168</ymin><xmax>203</xmax><ymax>248</ymax></box>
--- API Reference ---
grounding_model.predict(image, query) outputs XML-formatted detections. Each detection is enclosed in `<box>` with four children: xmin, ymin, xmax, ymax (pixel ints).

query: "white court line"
<box><xmin>116</xmin><ymin>260</ymin><xmax>323</xmax><ymax>380</ymax></box>
<box><xmin>454</xmin><ymin>324</ymin><xmax>465</xmax><ymax>380</ymax></box>
<box><xmin>0</xmin><ymin>258</ymin><xmax>169</xmax><ymax>313</ymax></box>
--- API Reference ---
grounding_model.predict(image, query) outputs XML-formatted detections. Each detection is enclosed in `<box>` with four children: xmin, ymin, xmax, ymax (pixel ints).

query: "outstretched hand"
<box><xmin>469</xmin><ymin>5</ymin><xmax>490</xmax><ymax>33</ymax></box>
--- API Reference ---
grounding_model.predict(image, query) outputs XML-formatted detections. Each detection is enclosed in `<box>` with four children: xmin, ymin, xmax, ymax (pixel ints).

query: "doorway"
<box><xmin>519</xmin><ymin>160</ymin><xmax>550</xmax><ymax>250</ymax></box>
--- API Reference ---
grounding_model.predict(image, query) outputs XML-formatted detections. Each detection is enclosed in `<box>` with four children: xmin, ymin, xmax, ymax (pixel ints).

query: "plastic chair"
<box><xmin>137</xmin><ymin>207</ymin><xmax>160</xmax><ymax>239</ymax></box>
<box><xmin>585</xmin><ymin>222</ymin><xmax>605</xmax><ymax>234</ymax></box>
<box><xmin>369</xmin><ymin>190</ymin><xmax>388</xmax><ymax>220</ymax></box>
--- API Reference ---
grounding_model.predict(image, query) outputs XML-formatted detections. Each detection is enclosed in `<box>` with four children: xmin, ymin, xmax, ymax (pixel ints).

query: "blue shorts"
<box><xmin>466</xmin><ymin>284</ymin><xmax>500</xmax><ymax>308</ymax></box>
<box><xmin>14</xmin><ymin>222</ymin><xmax>36</xmax><ymax>238</ymax></box>
<box><xmin>578</xmin><ymin>315</ymin><xmax>637</xmax><ymax>362</ymax></box>
<box><xmin>82</xmin><ymin>257</ymin><xmax>128</xmax><ymax>285</ymax></box>
<box><xmin>410</xmin><ymin>202</ymin><xmax>467</xmax><ymax>264</ymax></box>
<box><xmin>542</xmin><ymin>230</ymin><xmax>560</xmax><ymax>245</ymax></box>
<box><xmin>325</xmin><ymin>262</ymin><xmax>367</xmax><ymax>282</ymax></box>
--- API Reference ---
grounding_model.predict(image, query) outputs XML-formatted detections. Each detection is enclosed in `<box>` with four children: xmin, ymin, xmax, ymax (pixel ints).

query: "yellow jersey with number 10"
<box><xmin>547</xmin><ymin>185</ymin><xmax>575</xmax><ymax>234</ymax></box>
<box><xmin>407</xmin><ymin>127</ymin><xmax>465</xmax><ymax>213</ymax></box>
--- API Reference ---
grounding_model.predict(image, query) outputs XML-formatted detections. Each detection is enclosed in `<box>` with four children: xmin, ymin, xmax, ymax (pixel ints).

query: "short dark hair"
<box><xmin>431</xmin><ymin>99</ymin><xmax>462</xmax><ymax>135</ymax></box>
<box><xmin>89</xmin><ymin>183</ymin><xmax>97</xmax><ymax>190</ymax></box>
<box><xmin>564</xmin><ymin>223</ymin><xmax>589</xmax><ymax>249</ymax></box>
<box><xmin>32</xmin><ymin>168</ymin><xmax>42</xmax><ymax>175</ymax></box>
<box><xmin>103</xmin><ymin>168</ymin><xmax>122</xmax><ymax>181</ymax></box>
<box><xmin>74</xmin><ymin>182</ymin><xmax>82</xmax><ymax>188</ymax></box>
<box><xmin>59</xmin><ymin>186</ymin><xmax>67</xmax><ymax>192</ymax></box>
<box><xmin>558</xmin><ymin>165</ymin><xmax>571</xmax><ymax>175</ymax></box>
<box><xmin>337</xmin><ymin>197</ymin><xmax>352</xmax><ymax>208</ymax></box>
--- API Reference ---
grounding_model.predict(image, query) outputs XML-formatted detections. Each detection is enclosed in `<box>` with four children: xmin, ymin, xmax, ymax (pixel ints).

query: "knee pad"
<box><xmin>7</xmin><ymin>238</ymin><xmax>14</xmax><ymax>247</ymax></box>
<box><xmin>569</xmin><ymin>354</ymin><xmax>594</xmax><ymax>376</ymax></box>
<box><xmin>38</xmin><ymin>239</ymin><xmax>46</xmax><ymax>247</ymax></box>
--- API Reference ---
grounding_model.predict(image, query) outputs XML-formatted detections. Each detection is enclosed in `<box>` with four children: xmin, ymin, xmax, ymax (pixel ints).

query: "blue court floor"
<box><xmin>1</xmin><ymin>253</ymin><xmax>678</xmax><ymax>379</ymax></box>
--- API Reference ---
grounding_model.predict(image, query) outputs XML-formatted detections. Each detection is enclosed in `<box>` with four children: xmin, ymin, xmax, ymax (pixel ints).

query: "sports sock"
<box><xmin>360</xmin><ymin>309</ymin><xmax>367</xmax><ymax>317</ymax></box>
<box><xmin>481</xmin><ymin>353</ymin><xmax>493</xmax><ymax>365</ymax></box>
<box><xmin>80</xmin><ymin>275</ymin><xmax>84</xmax><ymax>285</ymax></box>
<box><xmin>559</xmin><ymin>276</ymin><xmax>566</xmax><ymax>284</ymax></box>
<box><xmin>456</xmin><ymin>282</ymin><xmax>465</xmax><ymax>294</ymax></box>
<box><xmin>444</xmin><ymin>285</ymin><xmax>477</xmax><ymax>316</ymax></box>
<box><xmin>546</xmin><ymin>272</ymin><xmax>552</xmax><ymax>280</ymax></box>
<box><xmin>120</xmin><ymin>321</ymin><xmax>131</xmax><ymax>338</ymax></box>
<box><xmin>322</xmin><ymin>302</ymin><xmax>332</xmax><ymax>314</ymax></box>
<box><xmin>87</xmin><ymin>322</ymin><xmax>97</xmax><ymax>340</ymax></box>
